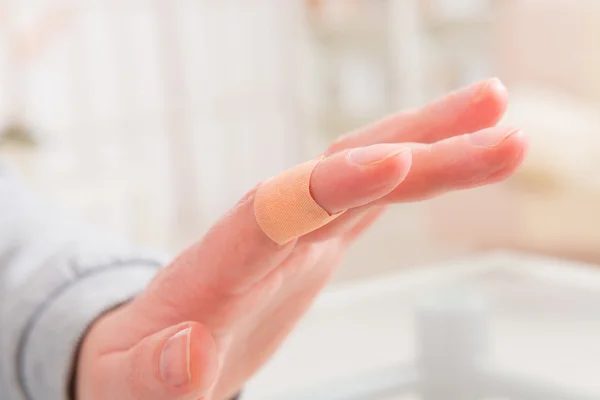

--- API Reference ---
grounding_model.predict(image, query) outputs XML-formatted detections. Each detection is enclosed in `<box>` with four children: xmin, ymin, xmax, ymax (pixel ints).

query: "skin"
<box><xmin>75</xmin><ymin>78</ymin><xmax>528</xmax><ymax>400</ymax></box>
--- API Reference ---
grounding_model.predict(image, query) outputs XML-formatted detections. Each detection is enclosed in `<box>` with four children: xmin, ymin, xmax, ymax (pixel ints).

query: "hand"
<box><xmin>75</xmin><ymin>78</ymin><xmax>527</xmax><ymax>400</ymax></box>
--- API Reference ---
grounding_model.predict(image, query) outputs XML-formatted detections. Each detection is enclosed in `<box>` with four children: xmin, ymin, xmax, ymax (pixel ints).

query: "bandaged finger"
<box><xmin>254</xmin><ymin>158</ymin><xmax>345</xmax><ymax>244</ymax></box>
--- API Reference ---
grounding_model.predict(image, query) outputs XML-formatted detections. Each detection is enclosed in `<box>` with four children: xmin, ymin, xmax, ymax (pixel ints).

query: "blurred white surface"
<box><xmin>244</xmin><ymin>252</ymin><xmax>600</xmax><ymax>399</ymax></box>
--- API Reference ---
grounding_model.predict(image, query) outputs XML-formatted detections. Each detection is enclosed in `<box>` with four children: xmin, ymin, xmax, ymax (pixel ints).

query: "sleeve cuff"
<box><xmin>17</xmin><ymin>263</ymin><xmax>159</xmax><ymax>400</ymax></box>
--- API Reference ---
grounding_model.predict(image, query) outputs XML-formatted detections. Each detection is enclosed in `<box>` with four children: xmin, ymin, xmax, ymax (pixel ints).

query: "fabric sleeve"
<box><xmin>0</xmin><ymin>163</ymin><xmax>168</xmax><ymax>400</ymax></box>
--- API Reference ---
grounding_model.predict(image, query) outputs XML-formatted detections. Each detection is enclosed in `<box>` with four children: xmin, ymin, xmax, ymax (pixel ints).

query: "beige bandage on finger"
<box><xmin>254</xmin><ymin>157</ymin><xmax>346</xmax><ymax>244</ymax></box>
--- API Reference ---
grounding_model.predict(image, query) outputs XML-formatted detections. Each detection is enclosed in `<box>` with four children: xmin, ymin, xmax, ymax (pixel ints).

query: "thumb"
<box><xmin>99</xmin><ymin>322</ymin><xmax>218</xmax><ymax>400</ymax></box>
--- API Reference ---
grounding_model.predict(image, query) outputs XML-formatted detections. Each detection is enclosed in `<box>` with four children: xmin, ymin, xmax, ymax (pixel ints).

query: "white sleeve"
<box><xmin>0</xmin><ymin>163</ymin><xmax>168</xmax><ymax>400</ymax></box>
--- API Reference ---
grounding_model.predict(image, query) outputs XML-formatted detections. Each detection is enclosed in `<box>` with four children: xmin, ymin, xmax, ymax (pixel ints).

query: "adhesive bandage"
<box><xmin>254</xmin><ymin>158</ymin><xmax>345</xmax><ymax>244</ymax></box>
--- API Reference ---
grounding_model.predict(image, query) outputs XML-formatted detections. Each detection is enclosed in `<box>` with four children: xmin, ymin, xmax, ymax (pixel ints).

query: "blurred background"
<box><xmin>1</xmin><ymin>0</ymin><xmax>600</xmax><ymax>283</ymax></box>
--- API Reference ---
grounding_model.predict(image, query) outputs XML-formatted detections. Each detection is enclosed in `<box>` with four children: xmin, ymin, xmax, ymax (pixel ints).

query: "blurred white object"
<box><xmin>0</xmin><ymin>1</ymin><xmax>307</xmax><ymax>251</ymax></box>
<box><xmin>423</xmin><ymin>0</ymin><xmax>491</xmax><ymax>21</ymax></box>
<box><xmin>304</xmin><ymin>0</ymin><xmax>418</xmax><ymax>141</ymax></box>
<box><xmin>504</xmin><ymin>86</ymin><xmax>600</xmax><ymax>189</ymax></box>
<box><xmin>244</xmin><ymin>251</ymin><xmax>600</xmax><ymax>399</ymax></box>
<box><xmin>494</xmin><ymin>0</ymin><xmax>600</xmax><ymax>103</ymax></box>
<box><xmin>420</xmin><ymin>0</ymin><xmax>493</xmax><ymax>93</ymax></box>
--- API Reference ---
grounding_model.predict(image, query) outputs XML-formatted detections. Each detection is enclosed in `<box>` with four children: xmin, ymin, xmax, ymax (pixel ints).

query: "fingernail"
<box><xmin>488</xmin><ymin>77</ymin><xmax>506</xmax><ymax>93</ymax></box>
<box><xmin>468</xmin><ymin>128</ymin><xmax>521</xmax><ymax>148</ymax></box>
<box><xmin>472</xmin><ymin>77</ymin><xmax>506</xmax><ymax>102</ymax></box>
<box><xmin>349</xmin><ymin>144</ymin><xmax>410</xmax><ymax>165</ymax></box>
<box><xmin>160</xmin><ymin>327</ymin><xmax>192</xmax><ymax>387</ymax></box>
